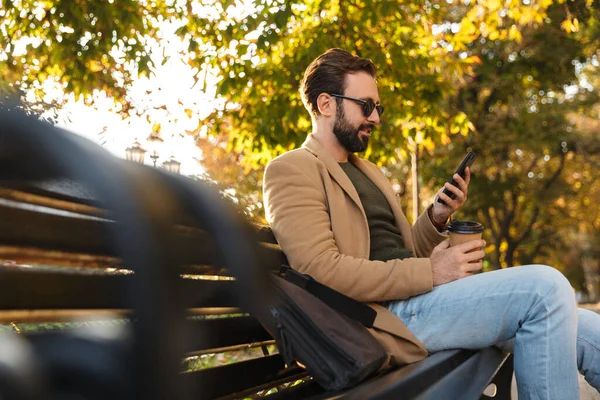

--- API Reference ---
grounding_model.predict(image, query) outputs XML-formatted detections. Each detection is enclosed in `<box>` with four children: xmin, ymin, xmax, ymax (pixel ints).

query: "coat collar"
<box><xmin>302</xmin><ymin>134</ymin><xmax>363</xmax><ymax>209</ymax></box>
<box><xmin>301</xmin><ymin>134</ymin><xmax>404</xmax><ymax>226</ymax></box>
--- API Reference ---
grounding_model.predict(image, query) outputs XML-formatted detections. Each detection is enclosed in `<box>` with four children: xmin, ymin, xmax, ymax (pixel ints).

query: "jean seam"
<box><xmin>578</xmin><ymin>335</ymin><xmax>600</xmax><ymax>355</ymax></box>
<box><xmin>542</xmin><ymin>296</ymin><xmax>550</xmax><ymax>400</ymax></box>
<box><xmin>536</xmin><ymin>276</ymin><xmax>574</xmax><ymax>400</ymax></box>
<box><xmin>576</xmin><ymin>334</ymin><xmax>600</xmax><ymax>393</ymax></box>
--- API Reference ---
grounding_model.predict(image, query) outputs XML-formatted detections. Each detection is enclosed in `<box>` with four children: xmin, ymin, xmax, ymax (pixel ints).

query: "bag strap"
<box><xmin>279</xmin><ymin>265</ymin><xmax>377</xmax><ymax>328</ymax></box>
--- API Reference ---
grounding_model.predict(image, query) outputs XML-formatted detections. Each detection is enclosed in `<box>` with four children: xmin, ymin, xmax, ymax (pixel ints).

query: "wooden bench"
<box><xmin>0</xmin><ymin>111</ymin><xmax>514</xmax><ymax>399</ymax></box>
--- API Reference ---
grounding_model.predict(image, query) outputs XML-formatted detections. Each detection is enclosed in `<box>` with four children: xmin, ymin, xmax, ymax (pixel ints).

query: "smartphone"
<box><xmin>437</xmin><ymin>152</ymin><xmax>476</xmax><ymax>205</ymax></box>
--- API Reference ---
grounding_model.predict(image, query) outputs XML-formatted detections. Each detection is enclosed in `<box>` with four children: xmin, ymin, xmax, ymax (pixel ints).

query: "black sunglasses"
<box><xmin>329</xmin><ymin>94</ymin><xmax>384</xmax><ymax>117</ymax></box>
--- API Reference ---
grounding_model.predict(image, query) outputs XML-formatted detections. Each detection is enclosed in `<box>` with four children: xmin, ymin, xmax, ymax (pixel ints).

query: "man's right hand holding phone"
<box><xmin>431</xmin><ymin>167</ymin><xmax>471</xmax><ymax>226</ymax></box>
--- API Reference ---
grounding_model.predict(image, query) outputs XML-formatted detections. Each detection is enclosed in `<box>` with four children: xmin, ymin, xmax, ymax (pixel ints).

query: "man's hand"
<box><xmin>429</xmin><ymin>238</ymin><xmax>485</xmax><ymax>286</ymax></box>
<box><xmin>431</xmin><ymin>167</ymin><xmax>471</xmax><ymax>225</ymax></box>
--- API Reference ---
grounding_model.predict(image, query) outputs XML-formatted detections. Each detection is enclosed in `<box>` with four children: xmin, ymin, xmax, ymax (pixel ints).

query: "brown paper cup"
<box><xmin>448</xmin><ymin>221</ymin><xmax>485</xmax><ymax>252</ymax></box>
<box><xmin>449</xmin><ymin>231</ymin><xmax>483</xmax><ymax>248</ymax></box>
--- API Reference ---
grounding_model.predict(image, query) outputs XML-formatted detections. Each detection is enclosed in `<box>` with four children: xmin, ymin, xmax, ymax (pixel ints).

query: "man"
<box><xmin>263</xmin><ymin>48</ymin><xmax>600</xmax><ymax>399</ymax></box>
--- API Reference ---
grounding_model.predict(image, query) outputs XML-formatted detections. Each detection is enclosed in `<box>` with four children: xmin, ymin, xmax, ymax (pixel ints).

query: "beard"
<box><xmin>332</xmin><ymin>104</ymin><xmax>375</xmax><ymax>153</ymax></box>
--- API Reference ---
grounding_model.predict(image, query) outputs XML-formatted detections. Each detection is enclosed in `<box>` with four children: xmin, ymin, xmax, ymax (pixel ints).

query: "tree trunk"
<box><xmin>504</xmin><ymin>242</ymin><xmax>516</xmax><ymax>268</ymax></box>
<box><xmin>580</xmin><ymin>231</ymin><xmax>599</xmax><ymax>303</ymax></box>
<box><xmin>410</xmin><ymin>139</ymin><xmax>420</xmax><ymax>222</ymax></box>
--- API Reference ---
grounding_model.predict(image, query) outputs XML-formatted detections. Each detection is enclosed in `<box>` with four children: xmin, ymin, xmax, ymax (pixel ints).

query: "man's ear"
<box><xmin>316</xmin><ymin>93</ymin><xmax>335</xmax><ymax>117</ymax></box>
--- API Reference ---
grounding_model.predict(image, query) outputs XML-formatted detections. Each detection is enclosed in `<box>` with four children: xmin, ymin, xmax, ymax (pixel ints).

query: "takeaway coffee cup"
<box><xmin>448</xmin><ymin>220</ymin><xmax>485</xmax><ymax>248</ymax></box>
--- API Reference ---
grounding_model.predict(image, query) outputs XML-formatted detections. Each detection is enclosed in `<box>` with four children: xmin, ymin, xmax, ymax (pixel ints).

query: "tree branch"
<box><xmin>482</xmin><ymin>207</ymin><xmax>502</xmax><ymax>269</ymax></box>
<box><xmin>543</xmin><ymin>151</ymin><xmax>566</xmax><ymax>190</ymax></box>
<box><xmin>515</xmin><ymin>205</ymin><xmax>540</xmax><ymax>245</ymax></box>
<box><xmin>514</xmin><ymin>152</ymin><xmax>566</xmax><ymax>245</ymax></box>
<box><xmin>521</xmin><ymin>230</ymin><xmax>558</xmax><ymax>265</ymax></box>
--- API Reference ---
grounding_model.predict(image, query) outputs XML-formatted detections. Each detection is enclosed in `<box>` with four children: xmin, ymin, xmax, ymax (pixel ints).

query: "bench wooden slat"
<box><xmin>1</xmin><ymin>180</ymin><xmax>100</xmax><ymax>206</ymax></box>
<box><xmin>188</xmin><ymin>316</ymin><xmax>272</xmax><ymax>354</ymax></box>
<box><xmin>0</xmin><ymin>268</ymin><xmax>238</xmax><ymax>309</ymax></box>
<box><xmin>257</xmin><ymin>379</ymin><xmax>326</xmax><ymax>400</ymax></box>
<box><xmin>1</xmin><ymin>184</ymin><xmax>281</xmax><ymax>247</ymax></box>
<box><xmin>0</xmin><ymin>199</ymin><xmax>221</xmax><ymax>267</ymax></box>
<box><xmin>18</xmin><ymin>316</ymin><xmax>273</xmax><ymax>357</ymax></box>
<box><xmin>0</xmin><ymin>245</ymin><xmax>122</xmax><ymax>269</ymax></box>
<box><xmin>0</xmin><ymin>187</ymin><xmax>104</xmax><ymax>217</ymax></box>
<box><xmin>0</xmin><ymin>199</ymin><xmax>115</xmax><ymax>256</ymax></box>
<box><xmin>182</xmin><ymin>354</ymin><xmax>304</xmax><ymax>399</ymax></box>
<box><xmin>0</xmin><ymin>200</ymin><xmax>286</xmax><ymax>273</ymax></box>
<box><xmin>0</xmin><ymin>307</ymin><xmax>242</xmax><ymax>323</ymax></box>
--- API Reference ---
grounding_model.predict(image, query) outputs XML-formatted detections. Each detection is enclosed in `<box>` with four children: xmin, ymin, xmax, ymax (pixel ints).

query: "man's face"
<box><xmin>332</xmin><ymin>71</ymin><xmax>381</xmax><ymax>153</ymax></box>
<box><xmin>332</xmin><ymin>103</ymin><xmax>371</xmax><ymax>153</ymax></box>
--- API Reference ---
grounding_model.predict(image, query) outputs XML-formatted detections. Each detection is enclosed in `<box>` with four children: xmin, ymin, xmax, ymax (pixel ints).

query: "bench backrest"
<box><xmin>0</xmin><ymin>179</ymin><xmax>320</xmax><ymax>399</ymax></box>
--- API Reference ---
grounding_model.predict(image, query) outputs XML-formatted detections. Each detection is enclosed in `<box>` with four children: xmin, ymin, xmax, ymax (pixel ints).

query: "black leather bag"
<box><xmin>260</xmin><ymin>268</ymin><xmax>387</xmax><ymax>391</ymax></box>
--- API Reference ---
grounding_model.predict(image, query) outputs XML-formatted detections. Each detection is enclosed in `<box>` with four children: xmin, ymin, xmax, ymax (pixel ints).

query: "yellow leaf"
<box><xmin>499</xmin><ymin>241</ymin><xmax>508</xmax><ymax>252</ymax></box>
<box><xmin>509</xmin><ymin>25</ymin><xmax>523</xmax><ymax>42</ymax></box>
<box><xmin>184</xmin><ymin>108</ymin><xmax>193</xmax><ymax>118</ymax></box>
<box><xmin>509</xmin><ymin>8</ymin><xmax>521</xmax><ymax>20</ymax></box>
<box><xmin>88</xmin><ymin>61</ymin><xmax>103</xmax><ymax>72</ymax></box>
<box><xmin>561</xmin><ymin>19</ymin><xmax>575</xmax><ymax>33</ymax></box>
<box><xmin>487</xmin><ymin>0</ymin><xmax>502</xmax><ymax>11</ymax></box>
<box><xmin>461</xmin><ymin>19</ymin><xmax>477</xmax><ymax>36</ymax></box>
<box><xmin>441</xmin><ymin>133</ymin><xmax>451</xmax><ymax>145</ymax></box>
<box><xmin>463</xmin><ymin>55</ymin><xmax>482</xmax><ymax>65</ymax></box>
<box><xmin>535</xmin><ymin>13</ymin><xmax>545</xmax><ymax>24</ymax></box>
<box><xmin>518</xmin><ymin>6</ymin><xmax>534</xmax><ymax>24</ymax></box>
<box><xmin>422</xmin><ymin>138</ymin><xmax>435</xmax><ymax>151</ymax></box>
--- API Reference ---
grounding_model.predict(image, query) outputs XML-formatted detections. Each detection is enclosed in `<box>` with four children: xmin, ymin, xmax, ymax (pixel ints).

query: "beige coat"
<box><xmin>263</xmin><ymin>134</ymin><xmax>448</xmax><ymax>367</ymax></box>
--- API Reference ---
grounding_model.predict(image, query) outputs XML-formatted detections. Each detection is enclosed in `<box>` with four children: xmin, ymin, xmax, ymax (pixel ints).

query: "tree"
<box><xmin>423</xmin><ymin>1</ymin><xmax>600</xmax><ymax>272</ymax></box>
<box><xmin>179</xmin><ymin>0</ymin><xmax>592</xmax><ymax>166</ymax></box>
<box><xmin>194</xmin><ymin>126</ymin><xmax>267</xmax><ymax>223</ymax></box>
<box><xmin>176</xmin><ymin>0</ymin><xmax>595</xmax><ymax>225</ymax></box>
<box><xmin>182</xmin><ymin>0</ymin><xmax>541</xmax><ymax>167</ymax></box>
<box><xmin>0</xmin><ymin>0</ymin><xmax>181</xmax><ymax>113</ymax></box>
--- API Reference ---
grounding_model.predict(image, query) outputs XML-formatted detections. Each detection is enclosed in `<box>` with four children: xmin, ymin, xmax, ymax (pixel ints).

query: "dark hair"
<box><xmin>300</xmin><ymin>48</ymin><xmax>376</xmax><ymax>116</ymax></box>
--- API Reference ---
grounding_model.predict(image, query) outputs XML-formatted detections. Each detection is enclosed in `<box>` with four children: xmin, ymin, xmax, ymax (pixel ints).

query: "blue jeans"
<box><xmin>387</xmin><ymin>265</ymin><xmax>600</xmax><ymax>400</ymax></box>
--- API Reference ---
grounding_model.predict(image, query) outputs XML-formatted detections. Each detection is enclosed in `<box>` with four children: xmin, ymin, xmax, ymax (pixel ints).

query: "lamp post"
<box><xmin>149</xmin><ymin>151</ymin><xmax>159</xmax><ymax>168</ymax></box>
<box><xmin>126</xmin><ymin>136</ymin><xmax>180</xmax><ymax>173</ymax></box>
<box><xmin>146</xmin><ymin>132</ymin><xmax>164</xmax><ymax>167</ymax></box>
<box><xmin>163</xmin><ymin>156</ymin><xmax>181</xmax><ymax>174</ymax></box>
<box><xmin>125</xmin><ymin>141</ymin><xmax>146</xmax><ymax>164</ymax></box>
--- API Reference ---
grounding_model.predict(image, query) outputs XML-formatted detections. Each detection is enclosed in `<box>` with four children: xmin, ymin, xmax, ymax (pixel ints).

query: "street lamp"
<box><xmin>163</xmin><ymin>156</ymin><xmax>181</xmax><ymax>174</ymax></box>
<box><xmin>125</xmin><ymin>141</ymin><xmax>146</xmax><ymax>164</ymax></box>
<box><xmin>146</xmin><ymin>132</ymin><xmax>164</xmax><ymax>167</ymax></box>
<box><xmin>149</xmin><ymin>151</ymin><xmax>159</xmax><ymax>168</ymax></box>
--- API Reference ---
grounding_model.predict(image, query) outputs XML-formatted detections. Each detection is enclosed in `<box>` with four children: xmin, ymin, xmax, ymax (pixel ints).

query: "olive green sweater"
<box><xmin>339</xmin><ymin>162</ymin><xmax>413</xmax><ymax>261</ymax></box>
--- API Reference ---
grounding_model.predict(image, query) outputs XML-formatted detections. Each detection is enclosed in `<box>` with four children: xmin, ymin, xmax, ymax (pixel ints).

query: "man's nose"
<box><xmin>367</xmin><ymin>108</ymin><xmax>381</xmax><ymax>125</ymax></box>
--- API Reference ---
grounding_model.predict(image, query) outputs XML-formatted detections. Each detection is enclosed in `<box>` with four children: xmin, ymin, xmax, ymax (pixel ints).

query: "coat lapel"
<box><xmin>302</xmin><ymin>135</ymin><xmax>364</xmax><ymax>212</ymax></box>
